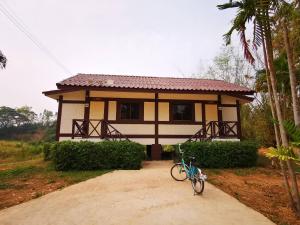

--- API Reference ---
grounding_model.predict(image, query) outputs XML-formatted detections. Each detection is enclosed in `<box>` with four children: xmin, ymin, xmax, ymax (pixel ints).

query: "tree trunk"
<box><xmin>264</xmin><ymin>25</ymin><xmax>289</xmax><ymax>147</ymax></box>
<box><xmin>262</xmin><ymin>37</ymin><xmax>297</xmax><ymax>209</ymax></box>
<box><xmin>263</xmin><ymin>13</ymin><xmax>300</xmax><ymax>214</ymax></box>
<box><xmin>282</xmin><ymin>20</ymin><xmax>300</xmax><ymax>127</ymax></box>
<box><xmin>280</xmin><ymin>160</ymin><xmax>297</xmax><ymax>211</ymax></box>
<box><xmin>267</xmin><ymin>74</ymin><xmax>281</xmax><ymax>147</ymax></box>
<box><xmin>287</xmin><ymin>159</ymin><xmax>300</xmax><ymax>215</ymax></box>
<box><xmin>262</xmin><ymin>42</ymin><xmax>281</xmax><ymax>147</ymax></box>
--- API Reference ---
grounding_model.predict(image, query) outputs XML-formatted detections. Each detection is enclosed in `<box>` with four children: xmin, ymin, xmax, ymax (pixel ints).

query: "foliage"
<box><xmin>0</xmin><ymin>51</ymin><xmax>6</xmax><ymax>69</ymax></box>
<box><xmin>43</xmin><ymin>142</ymin><xmax>54</xmax><ymax>161</ymax></box>
<box><xmin>284</xmin><ymin>120</ymin><xmax>300</xmax><ymax>142</ymax></box>
<box><xmin>0</xmin><ymin>140</ymin><xmax>44</xmax><ymax>162</ymax></box>
<box><xmin>0</xmin><ymin>106</ymin><xmax>56</xmax><ymax>142</ymax></box>
<box><xmin>255</xmin><ymin>54</ymin><xmax>300</xmax><ymax>94</ymax></box>
<box><xmin>179</xmin><ymin>141</ymin><xmax>258</xmax><ymax>168</ymax></box>
<box><xmin>0</xmin><ymin>106</ymin><xmax>30</xmax><ymax>128</ymax></box>
<box><xmin>203</xmin><ymin>45</ymin><xmax>255</xmax><ymax>87</ymax></box>
<box><xmin>241</xmin><ymin>96</ymin><xmax>276</xmax><ymax>146</ymax></box>
<box><xmin>162</xmin><ymin>145</ymin><xmax>175</xmax><ymax>152</ymax></box>
<box><xmin>266</xmin><ymin>146</ymin><xmax>298</xmax><ymax>161</ymax></box>
<box><xmin>52</xmin><ymin>141</ymin><xmax>145</xmax><ymax>171</ymax></box>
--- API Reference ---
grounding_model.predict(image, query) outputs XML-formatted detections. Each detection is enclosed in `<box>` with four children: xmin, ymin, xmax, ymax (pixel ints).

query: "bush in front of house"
<box><xmin>51</xmin><ymin>140</ymin><xmax>145</xmax><ymax>171</ymax></box>
<box><xmin>178</xmin><ymin>141</ymin><xmax>258</xmax><ymax>168</ymax></box>
<box><xmin>43</xmin><ymin>142</ymin><xmax>55</xmax><ymax>161</ymax></box>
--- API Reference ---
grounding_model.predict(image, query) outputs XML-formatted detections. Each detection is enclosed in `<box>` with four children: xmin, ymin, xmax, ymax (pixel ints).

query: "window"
<box><xmin>119</xmin><ymin>102</ymin><xmax>141</xmax><ymax>120</ymax></box>
<box><xmin>172</xmin><ymin>103</ymin><xmax>193</xmax><ymax>121</ymax></box>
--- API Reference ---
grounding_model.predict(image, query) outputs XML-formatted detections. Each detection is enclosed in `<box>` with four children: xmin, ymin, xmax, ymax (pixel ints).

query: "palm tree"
<box><xmin>218</xmin><ymin>0</ymin><xmax>300</xmax><ymax>214</ymax></box>
<box><xmin>278</xmin><ymin>2</ymin><xmax>300</xmax><ymax>126</ymax></box>
<box><xmin>0</xmin><ymin>51</ymin><xmax>6</xmax><ymax>69</ymax></box>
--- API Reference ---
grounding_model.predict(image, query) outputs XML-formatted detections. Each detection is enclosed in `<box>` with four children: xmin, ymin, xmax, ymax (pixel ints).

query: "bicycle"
<box><xmin>170</xmin><ymin>144</ymin><xmax>207</xmax><ymax>195</ymax></box>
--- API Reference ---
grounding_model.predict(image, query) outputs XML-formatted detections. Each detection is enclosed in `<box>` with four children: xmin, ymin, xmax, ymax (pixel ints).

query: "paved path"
<box><xmin>0</xmin><ymin>161</ymin><xmax>274</xmax><ymax>225</ymax></box>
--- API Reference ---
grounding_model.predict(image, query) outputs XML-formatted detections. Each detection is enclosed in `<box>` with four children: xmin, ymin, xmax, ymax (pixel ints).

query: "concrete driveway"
<box><xmin>0</xmin><ymin>161</ymin><xmax>274</xmax><ymax>225</ymax></box>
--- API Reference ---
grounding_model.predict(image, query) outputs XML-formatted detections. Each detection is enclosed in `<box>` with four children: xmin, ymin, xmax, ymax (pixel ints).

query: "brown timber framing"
<box><xmin>217</xmin><ymin>95</ymin><xmax>223</xmax><ymax>136</ymax></box>
<box><xmin>101</xmin><ymin>99</ymin><xmax>109</xmax><ymax>138</ymax></box>
<box><xmin>56</xmin><ymin>95</ymin><xmax>63</xmax><ymax>141</ymax></box>
<box><xmin>83</xmin><ymin>90</ymin><xmax>90</xmax><ymax>137</ymax></box>
<box><xmin>155</xmin><ymin>93</ymin><xmax>159</xmax><ymax>144</ymax></box>
<box><xmin>55</xmin><ymin>88</ymin><xmax>243</xmax><ymax>139</ymax></box>
<box><xmin>236</xmin><ymin>100</ymin><xmax>242</xmax><ymax>139</ymax></box>
<box><xmin>202</xmin><ymin>103</ymin><xmax>206</xmax><ymax>137</ymax></box>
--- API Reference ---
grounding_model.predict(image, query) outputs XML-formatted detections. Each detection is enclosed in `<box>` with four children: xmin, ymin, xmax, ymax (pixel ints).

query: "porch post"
<box><xmin>236</xmin><ymin>100</ymin><xmax>242</xmax><ymax>139</ymax></box>
<box><xmin>155</xmin><ymin>93</ymin><xmax>158</xmax><ymax>145</ymax></box>
<box><xmin>217</xmin><ymin>95</ymin><xmax>223</xmax><ymax>136</ymax></box>
<box><xmin>101</xmin><ymin>99</ymin><xmax>109</xmax><ymax>138</ymax></box>
<box><xmin>56</xmin><ymin>95</ymin><xmax>63</xmax><ymax>141</ymax></box>
<box><xmin>151</xmin><ymin>92</ymin><xmax>162</xmax><ymax>160</ymax></box>
<box><xmin>83</xmin><ymin>90</ymin><xmax>90</xmax><ymax>138</ymax></box>
<box><xmin>202</xmin><ymin>103</ymin><xmax>206</xmax><ymax>138</ymax></box>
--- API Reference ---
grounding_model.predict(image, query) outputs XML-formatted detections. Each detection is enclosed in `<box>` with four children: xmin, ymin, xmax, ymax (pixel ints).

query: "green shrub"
<box><xmin>52</xmin><ymin>141</ymin><xmax>145</xmax><ymax>171</ymax></box>
<box><xmin>179</xmin><ymin>141</ymin><xmax>258</xmax><ymax>168</ymax></box>
<box><xmin>43</xmin><ymin>142</ymin><xmax>54</xmax><ymax>161</ymax></box>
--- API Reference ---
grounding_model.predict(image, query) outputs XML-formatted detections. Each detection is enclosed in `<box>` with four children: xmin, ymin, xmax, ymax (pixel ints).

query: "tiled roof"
<box><xmin>57</xmin><ymin>74</ymin><xmax>254</xmax><ymax>94</ymax></box>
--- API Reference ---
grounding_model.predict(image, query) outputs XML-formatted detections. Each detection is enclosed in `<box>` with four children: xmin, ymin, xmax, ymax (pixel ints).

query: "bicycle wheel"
<box><xmin>191</xmin><ymin>177</ymin><xmax>205</xmax><ymax>194</ymax></box>
<box><xmin>170</xmin><ymin>163</ymin><xmax>188</xmax><ymax>181</ymax></box>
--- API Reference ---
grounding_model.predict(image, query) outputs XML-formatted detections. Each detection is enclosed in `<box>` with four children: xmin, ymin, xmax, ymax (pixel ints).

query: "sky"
<box><xmin>0</xmin><ymin>0</ymin><xmax>240</xmax><ymax>113</ymax></box>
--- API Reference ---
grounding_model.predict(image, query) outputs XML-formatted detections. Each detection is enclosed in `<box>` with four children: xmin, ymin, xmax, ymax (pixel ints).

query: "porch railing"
<box><xmin>72</xmin><ymin>119</ymin><xmax>129</xmax><ymax>141</ymax></box>
<box><xmin>72</xmin><ymin>119</ymin><xmax>239</xmax><ymax>142</ymax></box>
<box><xmin>187</xmin><ymin>121</ymin><xmax>239</xmax><ymax>142</ymax></box>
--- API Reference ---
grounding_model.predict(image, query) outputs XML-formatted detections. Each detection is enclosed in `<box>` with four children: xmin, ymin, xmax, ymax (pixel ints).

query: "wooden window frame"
<box><xmin>169</xmin><ymin>101</ymin><xmax>195</xmax><ymax>123</ymax></box>
<box><xmin>116</xmin><ymin>101</ymin><xmax>144</xmax><ymax>122</ymax></box>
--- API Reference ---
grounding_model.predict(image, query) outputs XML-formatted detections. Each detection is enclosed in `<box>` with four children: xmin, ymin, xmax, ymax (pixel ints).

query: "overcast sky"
<box><xmin>0</xmin><ymin>0</ymin><xmax>240</xmax><ymax>113</ymax></box>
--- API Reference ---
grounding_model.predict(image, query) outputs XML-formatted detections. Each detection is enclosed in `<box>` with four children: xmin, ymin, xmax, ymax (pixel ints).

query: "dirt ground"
<box><xmin>0</xmin><ymin>159</ymin><xmax>109</xmax><ymax>210</ymax></box>
<box><xmin>206</xmin><ymin>167</ymin><xmax>300</xmax><ymax>225</ymax></box>
<box><xmin>0</xmin><ymin>175</ymin><xmax>67</xmax><ymax>209</ymax></box>
<box><xmin>0</xmin><ymin>161</ymin><xmax>274</xmax><ymax>225</ymax></box>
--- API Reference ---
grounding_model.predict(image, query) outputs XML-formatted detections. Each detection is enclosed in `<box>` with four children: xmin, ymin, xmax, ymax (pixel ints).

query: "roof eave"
<box><xmin>54</xmin><ymin>84</ymin><xmax>255</xmax><ymax>95</ymax></box>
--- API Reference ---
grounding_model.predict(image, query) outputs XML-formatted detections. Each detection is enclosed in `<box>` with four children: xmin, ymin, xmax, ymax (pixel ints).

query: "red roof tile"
<box><xmin>57</xmin><ymin>74</ymin><xmax>254</xmax><ymax>94</ymax></box>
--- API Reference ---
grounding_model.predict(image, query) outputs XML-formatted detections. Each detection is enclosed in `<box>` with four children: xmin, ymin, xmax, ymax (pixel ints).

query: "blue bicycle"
<box><xmin>170</xmin><ymin>144</ymin><xmax>207</xmax><ymax>194</ymax></box>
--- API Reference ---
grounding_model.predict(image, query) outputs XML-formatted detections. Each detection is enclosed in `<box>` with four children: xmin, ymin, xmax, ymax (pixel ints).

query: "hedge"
<box><xmin>50</xmin><ymin>141</ymin><xmax>145</xmax><ymax>171</ymax></box>
<box><xmin>178</xmin><ymin>141</ymin><xmax>258</xmax><ymax>168</ymax></box>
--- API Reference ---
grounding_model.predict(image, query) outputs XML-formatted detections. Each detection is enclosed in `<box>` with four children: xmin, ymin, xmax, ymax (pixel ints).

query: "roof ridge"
<box><xmin>55</xmin><ymin>73</ymin><xmax>254</xmax><ymax>94</ymax></box>
<box><xmin>76</xmin><ymin>73</ymin><xmax>224</xmax><ymax>82</ymax></box>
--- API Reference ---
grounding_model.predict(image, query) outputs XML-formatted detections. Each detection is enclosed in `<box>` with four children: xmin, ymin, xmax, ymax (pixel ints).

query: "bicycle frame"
<box><xmin>178</xmin><ymin>144</ymin><xmax>207</xmax><ymax>181</ymax></box>
<box><xmin>179</xmin><ymin>147</ymin><xmax>198</xmax><ymax>180</ymax></box>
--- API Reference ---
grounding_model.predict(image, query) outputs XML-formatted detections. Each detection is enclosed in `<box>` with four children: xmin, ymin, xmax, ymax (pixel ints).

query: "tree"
<box><xmin>218</xmin><ymin>0</ymin><xmax>300</xmax><ymax>214</ymax></box>
<box><xmin>0</xmin><ymin>106</ymin><xmax>18</xmax><ymax>128</ymax></box>
<box><xmin>206</xmin><ymin>45</ymin><xmax>255</xmax><ymax>87</ymax></box>
<box><xmin>0</xmin><ymin>51</ymin><xmax>7</xmax><ymax>69</ymax></box>
<box><xmin>16</xmin><ymin>106</ymin><xmax>37</xmax><ymax>125</ymax></box>
<box><xmin>39</xmin><ymin>109</ymin><xmax>55</xmax><ymax>126</ymax></box>
<box><xmin>275</xmin><ymin>2</ymin><xmax>300</xmax><ymax>126</ymax></box>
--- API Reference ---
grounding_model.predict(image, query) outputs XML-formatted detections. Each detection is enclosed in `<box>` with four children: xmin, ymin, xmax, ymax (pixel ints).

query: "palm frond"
<box><xmin>238</xmin><ymin>27</ymin><xmax>255</xmax><ymax>64</ymax></box>
<box><xmin>266</xmin><ymin>146</ymin><xmax>298</xmax><ymax>161</ymax></box>
<box><xmin>0</xmin><ymin>51</ymin><xmax>6</xmax><ymax>69</ymax></box>
<box><xmin>284</xmin><ymin>120</ymin><xmax>300</xmax><ymax>142</ymax></box>
<box><xmin>217</xmin><ymin>1</ymin><xmax>243</xmax><ymax>10</ymax></box>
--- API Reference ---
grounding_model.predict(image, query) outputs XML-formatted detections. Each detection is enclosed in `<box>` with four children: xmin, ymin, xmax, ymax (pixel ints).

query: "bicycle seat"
<box><xmin>189</xmin><ymin>156</ymin><xmax>196</xmax><ymax>161</ymax></box>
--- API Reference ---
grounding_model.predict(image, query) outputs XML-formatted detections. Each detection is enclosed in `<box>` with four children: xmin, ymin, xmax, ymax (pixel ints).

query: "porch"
<box><xmin>71</xmin><ymin>119</ymin><xmax>240</xmax><ymax>141</ymax></box>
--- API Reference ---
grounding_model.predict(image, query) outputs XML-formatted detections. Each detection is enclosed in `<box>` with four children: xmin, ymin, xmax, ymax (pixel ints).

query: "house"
<box><xmin>43</xmin><ymin>74</ymin><xmax>254</xmax><ymax>160</ymax></box>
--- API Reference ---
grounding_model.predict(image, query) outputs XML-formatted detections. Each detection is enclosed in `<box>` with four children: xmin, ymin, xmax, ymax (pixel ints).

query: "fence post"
<box><xmin>72</xmin><ymin>119</ymin><xmax>75</xmax><ymax>139</ymax></box>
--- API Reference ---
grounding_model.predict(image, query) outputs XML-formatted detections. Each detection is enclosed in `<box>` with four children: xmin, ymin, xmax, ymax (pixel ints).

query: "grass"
<box><xmin>0</xmin><ymin>159</ymin><xmax>111</xmax><ymax>186</ymax></box>
<box><xmin>0</xmin><ymin>140</ymin><xmax>43</xmax><ymax>163</ymax></box>
<box><xmin>0</xmin><ymin>165</ymin><xmax>42</xmax><ymax>180</ymax></box>
<box><xmin>0</xmin><ymin>140</ymin><xmax>111</xmax><ymax>211</ymax></box>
